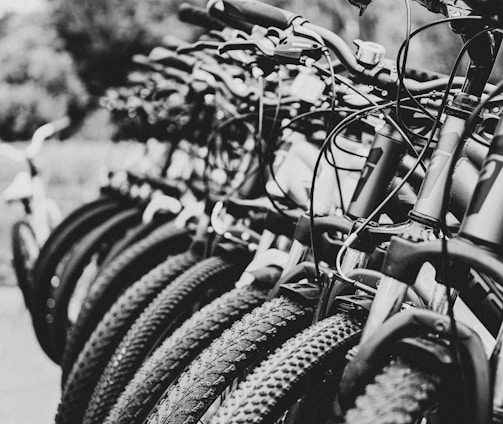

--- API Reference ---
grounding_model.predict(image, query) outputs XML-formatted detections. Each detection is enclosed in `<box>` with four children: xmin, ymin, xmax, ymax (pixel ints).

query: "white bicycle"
<box><xmin>2</xmin><ymin>117</ymin><xmax>69</xmax><ymax>305</ymax></box>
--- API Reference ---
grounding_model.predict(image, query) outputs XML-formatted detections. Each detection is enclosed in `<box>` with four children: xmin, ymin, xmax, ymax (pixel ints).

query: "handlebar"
<box><xmin>210</xmin><ymin>0</ymin><xmax>496</xmax><ymax>94</ymax></box>
<box><xmin>303</xmin><ymin>22</ymin><xmax>470</xmax><ymax>92</ymax></box>
<box><xmin>162</xmin><ymin>35</ymin><xmax>189</xmax><ymax>50</ymax></box>
<box><xmin>0</xmin><ymin>117</ymin><xmax>70</xmax><ymax>162</ymax></box>
<box><xmin>148</xmin><ymin>47</ymin><xmax>196</xmax><ymax>73</ymax></box>
<box><xmin>47</xmin><ymin>117</ymin><xmax>71</xmax><ymax>134</ymax></box>
<box><xmin>0</xmin><ymin>143</ymin><xmax>25</xmax><ymax>162</ymax></box>
<box><xmin>178</xmin><ymin>3</ymin><xmax>226</xmax><ymax>31</ymax></box>
<box><xmin>161</xmin><ymin>67</ymin><xmax>191</xmax><ymax>84</ymax></box>
<box><xmin>131</xmin><ymin>54</ymin><xmax>191</xmax><ymax>84</ymax></box>
<box><xmin>176</xmin><ymin>41</ymin><xmax>221</xmax><ymax>55</ymax></box>
<box><xmin>303</xmin><ymin>22</ymin><xmax>365</xmax><ymax>74</ymax></box>
<box><xmin>28</xmin><ymin>117</ymin><xmax>70</xmax><ymax>158</ymax></box>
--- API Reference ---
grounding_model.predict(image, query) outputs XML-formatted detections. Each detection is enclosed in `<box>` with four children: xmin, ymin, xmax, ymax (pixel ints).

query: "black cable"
<box><xmin>325</xmin><ymin>51</ymin><xmax>346</xmax><ymax>213</ymax></box>
<box><xmin>271</xmin><ymin>106</ymin><xmax>362</xmax><ymax>208</ymax></box>
<box><xmin>394</xmin><ymin>0</ymin><xmax>437</xmax><ymax>142</ymax></box>
<box><xmin>314</xmin><ymin>63</ymin><xmax>427</xmax><ymax>170</ymax></box>
<box><xmin>396</xmin><ymin>0</ymin><xmax>437</xmax><ymax>124</ymax></box>
<box><xmin>396</xmin><ymin>15</ymin><xmax>486</xmax><ymax>117</ymax></box>
<box><xmin>265</xmin><ymin>69</ymin><xmax>283</xmax><ymax>147</ymax></box>
<box><xmin>263</xmin><ymin>70</ymin><xmax>306</xmax><ymax>209</ymax></box>
<box><xmin>203</xmin><ymin>112</ymin><xmax>258</xmax><ymax>200</ymax></box>
<box><xmin>327</xmin><ymin>95</ymin><xmax>434</xmax><ymax>161</ymax></box>
<box><xmin>280</xmin><ymin>108</ymin><xmax>356</xmax><ymax>131</ymax></box>
<box><xmin>255</xmin><ymin>75</ymin><xmax>293</xmax><ymax>217</ymax></box>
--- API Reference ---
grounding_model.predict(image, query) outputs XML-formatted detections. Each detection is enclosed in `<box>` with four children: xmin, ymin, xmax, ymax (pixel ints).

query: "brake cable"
<box><xmin>255</xmin><ymin>75</ymin><xmax>295</xmax><ymax>217</ymax></box>
<box><xmin>280</xmin><ymin>108</ymin><xmax>364</xmax><ymax>170</ymax></box>
<box><xmin>394</xmin><ymin>0</ymin><xmax>436</xmax><ymax>142</ymax></box>
<box><xmin>396</xmin><ymin>15</ymin><xmax>488</xmax><ymax>120</ymax></box>
<box><xmin>264</xmin><ymin>70</ymin><xmax>308</xmax><ymax>209</ymax></box>
<box><xmin>314</xmin><ymin>63</ymin><xmax>427</xmax><ymax>170</ymax></box>
<box><xmin>324</xmin><ymin>51</ymin><xmax>347</xmax><ymax>213</ymax></box>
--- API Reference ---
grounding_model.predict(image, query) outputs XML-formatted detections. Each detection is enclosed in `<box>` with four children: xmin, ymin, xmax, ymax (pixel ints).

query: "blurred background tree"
<box><xmin>50</xmin><ymin>0</ymin><xmax>207</xmax><ymax>95</ymax></box>
<box><xmin>0</xmin><ymin>0</ymin><xmax>499</xmax><ymax>140</ymax></box>
<box><xmin>49</xmin><ymin>0</ymin><xmax>470</xmax><ymax>97</ymax></box>
<box><xmin>0</xmin><ymin>12</ymin><xmax>88</xmax><ymax>141</ymax></box>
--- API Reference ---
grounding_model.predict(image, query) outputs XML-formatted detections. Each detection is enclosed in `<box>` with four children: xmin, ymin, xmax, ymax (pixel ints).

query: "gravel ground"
<box><xmin>0</xmin><ymin>285</ymin><xmax>60</xmax><ymax>424</ymax></box>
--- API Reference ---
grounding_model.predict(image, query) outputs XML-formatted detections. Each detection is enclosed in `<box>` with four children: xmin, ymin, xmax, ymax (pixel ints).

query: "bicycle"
<box><xmin>1</xmin><ymin>117</ymin><xmax>69</xmax><ymax>306</ymax></box>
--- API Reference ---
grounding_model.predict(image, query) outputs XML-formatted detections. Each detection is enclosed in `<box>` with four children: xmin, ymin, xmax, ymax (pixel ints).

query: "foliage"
<box><xmin>50</xmin><ymin>0</ymin><xmax>206</xmax><ymax>94</ymax></box>
<box><xmin>0</xmin><ymin>12</ymin><xmax>88</xmax><ymax>141</ymax></box>
<box><xmin>50</xmin><ymin>0</ymin><xmax>496</xmax><ymax>97</ymax></box>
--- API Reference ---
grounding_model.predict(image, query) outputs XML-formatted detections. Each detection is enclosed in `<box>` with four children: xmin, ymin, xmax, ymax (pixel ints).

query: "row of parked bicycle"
<box><xmin>5</xmin><ymin>0</ymin><xmax>503</xmax><ymax>422</ymax></box>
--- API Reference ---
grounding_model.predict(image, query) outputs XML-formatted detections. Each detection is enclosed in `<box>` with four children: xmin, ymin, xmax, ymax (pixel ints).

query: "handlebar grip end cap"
<box><xmin>348</xmin><ymin>0</ymin><xmax>373</xmax><ymax>15</ymax></box>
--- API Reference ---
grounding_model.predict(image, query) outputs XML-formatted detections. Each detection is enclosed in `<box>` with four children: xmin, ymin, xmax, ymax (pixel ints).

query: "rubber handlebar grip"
<box><xmin>221</xmin><ymin>0</ymin><xmax>298</xmax><ymax>30</ymax></box>
<box><xmin>178</xmin><ymin>3</ymin><xmax>225</xmax><ymax>30</ymax></box>
<box><xmin>207</xmin><ymin>0</ymin><xmax>254</xmax><ymax>33</ymax></box>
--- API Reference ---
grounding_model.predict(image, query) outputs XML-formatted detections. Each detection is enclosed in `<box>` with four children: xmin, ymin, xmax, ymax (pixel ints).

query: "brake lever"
<box><xmin>274</xmin><ymin>33</ymin><xmax>325</xmax><ymax>65</ymax></box>
<box><xmin>218</xmin><ymin>40</ymin><xmax>274</xmax><ymax>57</ymax></box>
<box><xmin>176</xmin><ymin>41</ymin><xmax>221</xmax><ymax>55</ymax></box>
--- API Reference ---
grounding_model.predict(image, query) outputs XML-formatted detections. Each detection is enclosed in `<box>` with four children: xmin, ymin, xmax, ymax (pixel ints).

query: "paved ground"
<box><xmin>0</xmin><ymin>285</ymin><xmax>60</xmax><ymax>424</ymax></box>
